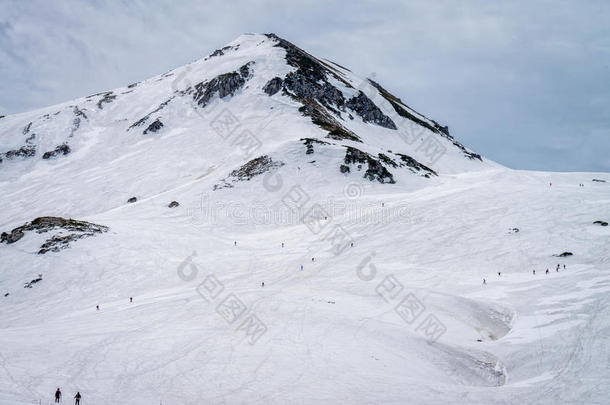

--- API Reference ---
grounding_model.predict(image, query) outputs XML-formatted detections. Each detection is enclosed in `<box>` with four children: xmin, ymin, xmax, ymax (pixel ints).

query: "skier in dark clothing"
<box><xmin>533</xmin><ymin>269</ymin><xmax>536</xmax><ymax>275</ymax></box>
<box><xmin>546</xmin><ymin>269</ymin><xmax>549</xmax><ymax>274</ymax></box>
<box><xmin>483</xmin><ymin>278</ymin><xmax>486</xmax><ymax>285</ymax></box>
<box><xmin>55</xmin><ymin>388</ymin><xmax>61</xmax><ymax>403</ymax></box>
<box><xmin>74</xmin><ymin>392</ymin><xmax>81</xmax><ymax>405</ymax></box>
<box><xmin>498</xmin><ymin>272</ymin><xmax>501</xmax><ymax>277</ymax></box>
<box><xmin>96</xmin><ymin>305</ymin><xmax>99</xmax><ymax>310</ymax></box>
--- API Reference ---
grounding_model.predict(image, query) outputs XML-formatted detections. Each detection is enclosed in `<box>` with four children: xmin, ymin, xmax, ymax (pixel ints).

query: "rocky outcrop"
<box><xmin>168</xmin><ymin>201</ymin><xmax>180</xmax><ymax>208</ymax></box>
<box><xmin>345</xmin><ymin>92</ymin><xmax>396</xmax><ymax>129</ymax></box>
<box><xmin>343</xmin><ymin>147</ymin><xmax>395</xmax><ymax>184</ymax></box>
<box><xmin>264</xmin><ymin>33</ymin><xmax>395</xmax><ymax>136</ymax></box>
<box><xmin>143</xmin><ymin>119</ymin><xmax>164</xmax><ymax>134</ymax></box>
<box><xmin>263</xmin><ymin>77</ymin><xmax>283</xmax><ymax>95</ymax></box>
<box><xmin>301</xmin><ymin>138</ymin><xmax>330</xmax><ymax>155</ymax></box>
<box><xmin>128</xmin><ymin>97</ymin><xmax>174</xmax><ymax>130</ymax></box>
<box><xmin>592</xmin><ymin>179</ymin><xmax>606</xmax><ymax>183</ymax></box>
<box><xmin>127</xmin><ymin>197</ymin><xmax>137</xmax><ymax>203</ymax></box>
<box><xmin>1</xmin><ymin>216</ymin><xmax>108</xmax><ymax>254</ymax></box>
<box><xmin>395</xmin><ymin>153</ymin><xmax>437</xmax><ymax>176</ymax></box>
<box><xmin>214</xmin><ymin>155</ymin><xmax>284</xmax><ymax>190</ymax></box>
<box><xmin>593</xmin><ymin>221</ymin><xmax>608</xmax><ymax>226</ymax></box>
<box><xmin>193</xmin><ymin>62</ymin><xmax>254</xmax><ymax>108</ymax></box>
<box><xmin>24</xmin><ymin>274</ymin><xmax>43</xmax><ymax>289</ymax></box>
<box><xmin>554</xmin><ymin>252</ymin><xmax>573</xmax><ymax>257</ymax></box>
<box><xmin>96</xmin><ymin>92</ymin><xmax>117</xmax><ymax>109</ymax></box>
<box><xmin>42</xmin><ymin>144</ymin><xmax>71</xmax><ymax>159</ymax></box>
<box><xmin>3</xmin><ymin>145</ymin><xmax>36</xmax><ymax>160</ymax></box>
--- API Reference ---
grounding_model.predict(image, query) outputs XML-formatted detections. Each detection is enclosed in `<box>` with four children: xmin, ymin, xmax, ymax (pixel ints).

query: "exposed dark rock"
<box><xmin>394</xmin><ymin>153</ymin><xmax>437</xmax><ymax>176</ymax></box>
<box><xmin>23</xmin><ymin>122</ymin><xmax>32</xmax><ymax>134</ymax></box>
<box><xmin>298</xmin><ymin>100</ymin><xmax>361</xmax><ymax>142</ymax></box>
<box><xmin>283</xmin><ymin>72</ymin><xmax>345</xmax><ymax>109</ymax></box>
<box><xmin>554</xmin><ymin>252</ymin><xmax>573</xmax><ymax>257</ymax></box>
<box><xmin>127</xmin><ymin>82</ymin><xmax>139</xmax><ymax>88</ymax></box>
<box><xmin>1</xmin><ymin>217</ymin><xmax>108</xmax><ymax>254</ymax></box>
<box><xmin>593</xmin><ymin>221</ymin><xmax>608</xmax><ymax>226</ymax></box>
<box><xmin>301</xmin><ymin>138</ymin><xmax>329</xmax><ymax>155</ymax></box>
<box><xmin>97</xmin><ymin>92</ymin><xmax>117</xmax><ymax>109</ymax></box>
<box><xmin>344</xmin><ymin>147</ymin><xmax>395</xmax><ymax>184</ymax></box>
<box><xmin>346</xmin><ymin>91</ymin><xmax>396</xmax><ymax>129</ymax></box>
<box><xmin>3</xmin><ymin>293</ymin><xmax>8</xmax><ymax>297</ymax></box>
<box><xmin>263</xmin><ymin>77</ymin><xmax>283</xmax><ymax>96</ymax></box>
<box><xmin>1</xmin><ymin>229</ymin><xmax>24</xmax><ymax>244</ymax></box>
<box><xmin>168</xmin><ymin>201</ymin><xmax>180</xmax><ymax>208</ymax></box>
<box><xmin>3</xmin><ymin>145</ymin><xmax>36</xmax><ymax>160</ymax></box>
<box><xmin>214</xmin><ymin>155</ymin><xmax>284</xmax><ymax>190</ymax></box>
<box><xmin>592</xmin><ymin>179</ymin><xmax>606</xmax><ymax>183</ymax></box>
<box><xmin>143</xmin><ymin>119</ymin><xmax>164</xmax><ymax>135</ymax></box>
<box><xmin>508</xmin><ymin>228</ymin><xmax>520</xmax><ymax>233</ymax></box>
<box><xmin>127</xmin><ymin>197</ymin><xmax>137</xmax><ymax>203</ymax></box>
<box><xmin>24</xmin><ymin>274</ymin><xmax>43</xmax><ymax>289</ymax></box>
<box><xmin>42</xmin><ymin>144</ymin><xmax>71</xmax><ymax>159</ymax></box>
<box><xmin>193</xmin><ymin>62</ymin><xmax>253</xmax><ymax>107</ymax></box>
<box><xmin>340</xmin><ymin>164</ymin><xmax>350</xmax><ymax>173</ymax></box>
<box><xmin>0</xmin><ymin>115</ymin><xmax>4</xmax><ymax>119</ymax></box>
<box><xmin>207</xmin><ymin>45</ymin><xmax>239</xmax><ymax>60</ymax></box>
<box><xmin>266</xmin><ymin>34</ymin><xmax>394</xmax><ymax>135</ymax></box>
<box><xmin>378</xmin><ymin>153</ymin><xmax>398</xmax><ymax>168</ymax></box>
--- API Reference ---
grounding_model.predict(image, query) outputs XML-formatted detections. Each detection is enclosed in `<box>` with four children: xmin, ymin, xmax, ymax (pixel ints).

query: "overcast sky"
<box><xmin>1</xmin><ymin>0</ymin><xmax>608</xmax><ymax>172</ymax></box>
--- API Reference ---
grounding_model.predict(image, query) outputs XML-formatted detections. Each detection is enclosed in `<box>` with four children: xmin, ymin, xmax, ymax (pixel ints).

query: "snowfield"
<box><xmin>0</xmin><ymin>34</ymin><xmax>608</xmax><ymax>405</ymax></box>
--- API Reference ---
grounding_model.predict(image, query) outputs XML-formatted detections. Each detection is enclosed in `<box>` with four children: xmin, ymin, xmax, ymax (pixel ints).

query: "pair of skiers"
<box><xmin>54</xmin><ymin>389</ymin><xmax>81</xmax><ymax>404</ymax></box>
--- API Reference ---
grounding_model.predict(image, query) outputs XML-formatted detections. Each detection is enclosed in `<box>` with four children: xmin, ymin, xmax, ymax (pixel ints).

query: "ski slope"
<box><xmin>0</xmin><ymin>33</ymin><xmax>609</xmax><ymax>404</ymax></box>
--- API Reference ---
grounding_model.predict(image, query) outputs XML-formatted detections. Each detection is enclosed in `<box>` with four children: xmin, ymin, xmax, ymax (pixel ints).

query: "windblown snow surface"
<box><xmin>0</xmin><ymin>34</ymin><xmax>608</xmax><ymax>405</ymax></box>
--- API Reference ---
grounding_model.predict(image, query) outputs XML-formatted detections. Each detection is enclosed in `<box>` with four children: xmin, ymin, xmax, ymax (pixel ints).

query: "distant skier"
<box><xmin>130</xmin><ymin>297</ymin><xmax>133</xmax><ymax>303</ymax></box>
<box><xmin>96</xmin><ymin>305</ymin><xmax>99</xmax><ymax>310</ymax></box>
<box><xmin>281</xmin><ymin>242</ymin><xmax>284</xmax><ymax>248</ymax></box>
<box><xmin>546</xmin><ymin>269</ymin><xmax>549</xmax><ymax>275</ymax></box>
<box><xmin>74</xmin><ymin>392</ymin><xmax>81</xmax><ymax>405</ymax></box>
<box><xmin>300</xmin><ymin>265</ymin><xmax>303</xmax><ymax>271</ymax></box>
<box><xmin>350</xmin><ymin>242</ymin><xmax>354</xmax><ymax>248</ymax></box>
<box><xmin>261</xmin><ymin>282</ymin><xmax>265</xmax><ymax>287</ymax></box>
<box><xmin>234</xmin><ymin>241</ymin><xmax>237</xmax><ymax>246</ymax></box>
<box><xmin>382</xmin><ymin>202</ymin><xmax>385</xmax><ymax>207</ymax></box>
<box><xmin>563</xmin><ymin>264</ymin><xmax>566</xmax><ymax>269</ymax></box>
<box><xmin>533</xmin><ymin>269</ymin><xmax>536</xmax><ymax>275</ymax></box>
<box><xmin>497</xmin><ymin>271</ymin><xmax>501</xmax><ymax>277</ymax></box>
<box><xmin>556</xmin><ymin>267</ymin><xmax>559</xmax><ymax>273</ymax></box>
<box><xmin>55</xmin><ymin>388</ymin><xmax>61</xmax><ymax>403</ymax></box>
<box><xmin>483</xmin><ymin>278</ymin><xmax>486</xmax><ymax>285</ymax></box>
<box><xmin>312</xmin><ymin>257</ymin><xmax>315</xmax><ymax>262</ymax></box>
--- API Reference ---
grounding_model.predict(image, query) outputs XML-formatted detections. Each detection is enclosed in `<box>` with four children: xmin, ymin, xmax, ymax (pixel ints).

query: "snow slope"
<box><xmin>0</xmin><ymin>34</ymin><xmax>608</xmax><ymax>405</ymax></box>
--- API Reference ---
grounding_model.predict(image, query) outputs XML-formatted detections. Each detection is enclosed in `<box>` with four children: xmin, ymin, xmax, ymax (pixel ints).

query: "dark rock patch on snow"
<box><xmin>24</xmin><ymin>274</ymin><xmax>43</xmax><ymax>289</ymax></box>
<box><xmin>554</xmin><ymin>252</ymin><xmax>573</xmax><ymax>257</ymax></box>
<box><xmin>593</xmin><ymin>221</ymin><xmax>608</xmax><ymax>226</ymax></box>
<box><xmin>301</xmin><ymin>138</ymin><xmax>329</xmax><ymax>155</ymax></box>
<box><xmin>168</xmin><ymin>201</ymin><xmax>180</xmax><ymax>208</ymax></box>
<box><xmin>214</xmin><ymin>155</ymin><xmax>284</xmax><ymax>190</ymax></box>
<box><xmin>344</xmin><ymin>147</ymin><xmax>395</xmax><ymax>184</ymax></box>
<box><xmin>592</xmin><ymin>179</ymin><xmax>606</xmax><ymax>183</ymax></box>
<box><xmin>263</xmin><ymin>77</ymin><xmax>283</xmax><ymax>96</ymax></box>
<box><xmin>193</xmin><ymin>62</ymin><xmax>254</xmax><ymax>108</ymax></box>
<box><xmin>127</xmin><ymin>197</ymin><xmax>137</xmax><ymax>203</ymax></box>
<box><xmin>1</xmin><ymin>217</ymin><xmax>108</xmax><ymax>254</ymax></box>
<box><xmin>42</xmin><ymin>144</ymin><xmax>71</xmax><ymax>159</ymax></box>
<box><xmin>97</xmin><ymin>92</ymin><xmax>117</xmax><ymax>109</ymax></box>
<box><xmin>143</xmin><ymin>119</ymin><xmax>164</xmax><ymax>135</ymax></box>
<box><xmin>346</xmin><ymin>91</ymin><xmax>396</xmax><ymax>129</ymax></box>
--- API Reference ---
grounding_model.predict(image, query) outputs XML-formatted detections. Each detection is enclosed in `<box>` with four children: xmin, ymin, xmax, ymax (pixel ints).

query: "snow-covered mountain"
<box><xmin>0</xmin><ymin>34</ymin><xmax>608</xmax><ymax>405</ymax></box>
